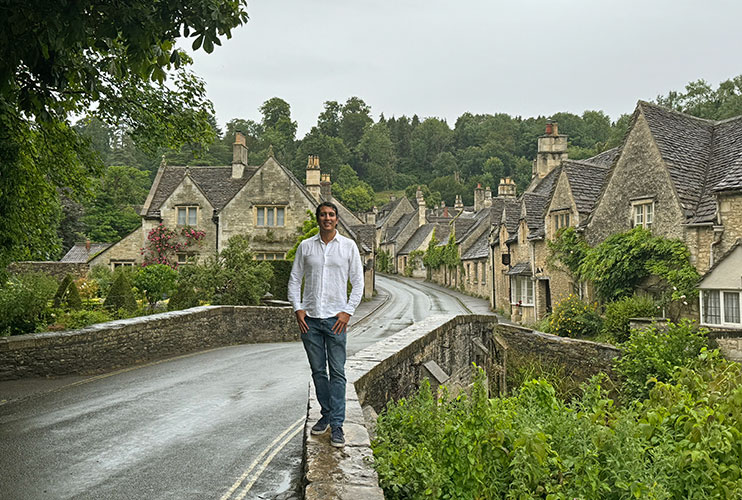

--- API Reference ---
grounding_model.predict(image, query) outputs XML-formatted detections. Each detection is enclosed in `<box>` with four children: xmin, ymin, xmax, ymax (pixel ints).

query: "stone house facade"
<box><xmin>587</xmin><ymin>102</ymin><xmax>742</xmax><ymax>329</ymax></box>
<box><xmin>489</xmin><ymin>102</ymin><xmax>742</xmax><ymax>327</ymax></box>
<box><xmin>91</xmin><ymin>134</ymin><xmax>376</xmax><ymax>298</ymax></box>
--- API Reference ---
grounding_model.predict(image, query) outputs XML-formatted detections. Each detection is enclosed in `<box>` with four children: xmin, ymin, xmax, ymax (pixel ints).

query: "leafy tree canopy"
<box><xmin>0</xmin><ymin>0</ymin><xmax>248</xmax><ymax>266</ymax></box>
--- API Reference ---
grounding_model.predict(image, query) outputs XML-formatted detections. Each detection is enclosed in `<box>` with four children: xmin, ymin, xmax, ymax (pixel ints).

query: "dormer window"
<box><xmin>553</xmin><ymin>211</ymin><xmax>570</xmax><ymax>231</ymax></box>
<box><xmin>177</xmin><ymin>206</ymin><xmax>198</xmax><ymax>226</ymax></box>
<box><xmin>631</xmin><ymin>199</ymin><xmax>654</xmax><ymax>228</ymax></box>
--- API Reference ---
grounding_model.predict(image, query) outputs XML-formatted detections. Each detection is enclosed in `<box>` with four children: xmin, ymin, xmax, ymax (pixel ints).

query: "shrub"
<box><xmin>53</xmin><ymin>274</ymin><xmax>74</xmax><ymax>308</ymax></box>
<box><xmin>65</xmin><ymin>281</ymin><xmax>83</xmax><ymax>310</ymax></box>
<box><xmin>265</xmin><ymin>260</ymin><xmax>292</xmax><ymax>301</ymax></box>
<box><xmin>88</xmin><ymin>264</ymin><xmax>114</xmax><ymax>297</ymax></box>
<box><xmin>133</xmin><ymin>264</ymin><xmax>177</xmax><ymax>308</ymax></box>
<box><xmin>614</xmin><ymin>319</ymin><xmax>709</xmax><ymax>401</ymax></box>
<box><xmin>602</xmin><ymin>294</ymin><xmax>658</xmax><ymax>343</ymax></box>
<box><xmin>548</xmin><ymin>294</ymin><xmax>602</xmax><ymax>338</ymax></box>
<box><xmin>104</xmin><ymin>272</ymin><xmax>138</xmax><ymax>313</ymax></box>
<box><xmin>52</xmin><ymin>309</ymin><xmax>114</xmax><ymax>330</ymax></box>
<box><xmin>373</xmin><ymin>360</ymin><xmax>742</xmax><ymax>499</ymax></box>
<box><xmin>0</xmin><ymin>272</ymin><xmax>58</xmax><ymax>335</ymax></box>
<box><xmin>74</xmin><ymin>276</ymin><xmax>99</xmax><ymax>303</ymax></box>
<box><xmin>167</xmin><ymin>284</ymin><xmax>199</xmax><ymax>311</ymax></box>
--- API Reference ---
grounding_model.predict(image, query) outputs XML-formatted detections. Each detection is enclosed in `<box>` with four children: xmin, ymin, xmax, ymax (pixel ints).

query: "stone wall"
<box><xmin>301</xmin><ymin>314</ymin><xmax>624</xmax><ymax>499</ymax></box>
<box><xmin>6</xmin><ymin>262</ymin><xmax>88</xmax><ymax>281</ymax></box>
<box><xmin>497</xmin><ymin>323</ymin><xmax>622</xmax><ymax>385</ymax></box>
<box><xmin>0</xmin><ymin>305</ymin><xmax>296</xmax><ymax>380</ymax></box>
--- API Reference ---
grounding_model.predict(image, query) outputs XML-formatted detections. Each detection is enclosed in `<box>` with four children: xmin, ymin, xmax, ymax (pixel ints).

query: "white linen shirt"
<box><xmin>287</xmin><ymin>232</ymin><xmax>364</xmax><ymax>319</ymax></box>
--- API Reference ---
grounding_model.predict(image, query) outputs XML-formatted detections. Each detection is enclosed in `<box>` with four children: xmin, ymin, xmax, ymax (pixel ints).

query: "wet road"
<box><xmin>0</xmin><ymin>275</ymin><xmax>488</xmax><ymax>499</ymax></box>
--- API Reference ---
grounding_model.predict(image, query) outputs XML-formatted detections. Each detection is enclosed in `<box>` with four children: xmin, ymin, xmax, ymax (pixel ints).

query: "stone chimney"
<box><xmin>306</xmin><ymin>155</ymin><xmax>321</xmax><ymax>202</ymax></box>
<box><xmin>454</xmin><ymin>194</ymin><xmax>463</xmax><ymax>211</ymax></box>
<box><xmin>366</xmin><ymin>206</ymin><xmax>378</xmax><ymax>225</ymax></box>
<box><xmin>320</xmin><ymin>173</ymin><xmax>332</xmax><ymax>200</ymax></box>
<box><xmin>498</xmin><ymin>177</ymin><xmax>517</xmax><ymax>198</ymax></box>
<box><xmin>532</xmin><ymin>121</ymin><xmax>567</xmax><ymax>183</ymax></box>
<box><xmin>474</xmin><ymin>183</ymin><xmax>485</xmax><ymax>211</ymax></box>
<box><xmin>85</xmin><ymin>239</ymin><xmax>91</xmax><ymax>252</ymax></box>
<box><xmin>416</xmin><ymin>186</ymin><xmax>426</xmax><ymax>227</ymax></box>
<box><xmin>484</xmin><ymin>186</ymin><xmax>492</xmax><ymax>208</ymax></box>
<box><xmin>232</xmin><ymin>132</ymin><xmax>249</xmax><ymax>178</ymax></box>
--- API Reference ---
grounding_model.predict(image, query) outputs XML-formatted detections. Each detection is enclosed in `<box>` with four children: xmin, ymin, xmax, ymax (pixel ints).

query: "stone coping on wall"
<box><xmin>0</xmin><ymin>305</ymin><xmax>297</xmax><ymax>380</ymax></box>
<box><xmin>302</xmin><ymin>314</ymin><xmax>499</xmax><ymax>500</ymax></box>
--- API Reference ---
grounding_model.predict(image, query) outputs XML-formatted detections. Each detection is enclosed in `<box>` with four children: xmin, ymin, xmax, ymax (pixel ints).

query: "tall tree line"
<box><xmin>53</xmin><ymin>74</ymin><xmax>742</xmax><ymax>254</ymax></box>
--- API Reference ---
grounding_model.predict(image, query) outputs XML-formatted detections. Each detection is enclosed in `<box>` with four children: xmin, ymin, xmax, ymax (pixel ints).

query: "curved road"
<box><xmin>0</xmin><ymin>275</ymin><xmax>490</xmax><ymax>499</ymax></box>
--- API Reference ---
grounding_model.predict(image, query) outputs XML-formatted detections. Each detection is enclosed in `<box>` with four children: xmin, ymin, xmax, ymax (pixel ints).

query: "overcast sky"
<box><xmin>184</xmin><ymin>0</ymin><xmax>742</xmax><ymax>137</ymax></box>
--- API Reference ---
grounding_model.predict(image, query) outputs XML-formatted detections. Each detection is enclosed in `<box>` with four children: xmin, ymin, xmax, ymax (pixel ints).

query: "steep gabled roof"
<box><xmin>639</xmin><ymin>101</ymin><xmax>714</xmax><ymax>218</ymax></box>
<box><xmin>398</xmin><ymin>225</ymin><xmax>435</xmax><ymax>255</ymax></box>
<box><xmin>145</xmin><ymin>165</ymin><xmax>257</xmax><ymax>217</ymax></box>
<box><xmin>523</xmin><ymin>193</ymin><xmax>548</xmax><ymax>239</ymax></box>
<box><xmin>60</xmin><ymin>243</ymin><xmax>113</xmax><ymax>263</ymax></box>
<box><xmin>461</xmin><ymin>231</ymin><xmax>489</xmax><ymax>260</ymax></box>
<box><xmin>376</xmin><ymin>197</ymin><xmax>405</xmax><ymax>228</ymax></box>
<box><xmin>578</xmin><ymin>147</ymin><xmax>620</xmax><ymax>168</ymax></box>
<box><xmin>502</xmin><ymin>199</ymin><xmax>521</xmax><ymax>243</ymax></box>
<box><xmin>562</xmin><ymin>161</ymin><xmax>611</xmax><ymax>227</ymax></box>
<box><xmin>638</xmin><ymin>101</ymin><xmax>742</xmax><ymax>223</ymax></box>
<box><xmin>384</xmin><ymin>212</ymin><xmax>415</xmax><ymax>243</ymax></box>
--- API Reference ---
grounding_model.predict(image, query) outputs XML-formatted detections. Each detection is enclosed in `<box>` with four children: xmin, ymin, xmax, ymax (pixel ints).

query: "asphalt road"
<box><xmin>0</xmin><ymin>275</ymin><xmax>492</xmax><ymax>500</ymax></box>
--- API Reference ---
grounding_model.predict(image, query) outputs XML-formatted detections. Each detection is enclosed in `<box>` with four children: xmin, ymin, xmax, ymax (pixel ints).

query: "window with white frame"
<box><xmin>256</xmin><ymin>206</ymin><xmax>285</xmax><ymax>227</ymax></box>
<box><xmin>176</xmin><ymin>253</ymin><xmax>198</xmax><ymax>265</ymax></box>
<box><xmin>111</xmin><ymin>260</ymin><xmax>135</xmax><ymax>270</ymax></box>
<box><xmin>702</xmin><ymin>290</ymin><xmax>741</xmax><ymax>325</ymax></box>
<box><xmin>510</xmin><ymin>275</ymin><xmax>534</xmax><ymax>305</ymax></box>
<box><xmin>177</xmin><ymin>206</ymin><xmax>198</xmax><ymax>226</ymax></box>
<box><xmin>255</xmin><ymin>252</ymin><xmax>285</xmax><ymax>261</ymax></box>
<box><xmin>553</xmin><ymin>211</ymin><xmax>570</xmax><ymax>231</ymax></box>
<box><xmin>632</xmin><ymin>200</ymin><xmax>654</xmax><ymax>228</ymax></box>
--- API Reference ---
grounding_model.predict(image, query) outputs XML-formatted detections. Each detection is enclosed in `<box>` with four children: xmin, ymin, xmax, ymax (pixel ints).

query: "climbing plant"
<box><xmin>579</xmin><ymin>227</ymin><xmax>699</xmax><ymax>302</ymax></box>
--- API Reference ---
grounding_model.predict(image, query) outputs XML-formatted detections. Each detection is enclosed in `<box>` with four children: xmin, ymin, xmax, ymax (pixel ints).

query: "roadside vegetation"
<box><xmin>373</xmin><ymin>322</ymin><xmax>742</xmax><ymax>499</ymax></box>
<box><xmin>0</xmin><ymin>232</ymin><xmax>280</xmax><ymax>336</ymax></box>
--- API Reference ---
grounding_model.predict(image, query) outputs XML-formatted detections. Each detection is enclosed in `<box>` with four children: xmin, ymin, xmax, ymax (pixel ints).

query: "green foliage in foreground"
<box><xmin>614</xmin><ymin>320</ymin><xmax>709</xmax><ymax>401</ymax></box>
<box><xmin>0</xmin><ymin>272</ymin><xmax>58</xmax><ymax>336</ymax></box>
<box><xmin>374</xmin><ymin>354</ymin><xmax>742</xmax><ymax>500</ymax></box>
<box><xmin>602</xmin><ymin>294</ymin><xmax>659</xmax><ymax>343</ymax></box>
<box><xmin>548</xmin><ymin>294</ymin><xmax>602</xmax><ymax>338</ymax></box>
<box><xmin>104</xmin><ymin>272</ymin><xmax>138</xmax><ymax>313</ymax></box>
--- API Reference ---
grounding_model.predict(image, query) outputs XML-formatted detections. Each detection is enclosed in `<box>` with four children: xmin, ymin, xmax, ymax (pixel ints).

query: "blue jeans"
<box><xmin>302</xmin><ymin>316</ymin><xmax>346</xmax><ymax>428</ymax></box>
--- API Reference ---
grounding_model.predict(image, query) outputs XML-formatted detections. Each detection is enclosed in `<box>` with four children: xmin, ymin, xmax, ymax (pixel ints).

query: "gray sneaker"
<box><xmin>311</xmin><ymin>417</ymin><xmax>329</xmax><ymax>435</ymax></box>
<box><xmin>330</xmin><ymin>426</ymin><xmax>345</xmax><ymax>448</ymax></box>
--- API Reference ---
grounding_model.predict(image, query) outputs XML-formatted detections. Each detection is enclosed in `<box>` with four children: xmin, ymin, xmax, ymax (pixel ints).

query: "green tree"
<box><xmin>133</xmin><ymin>264</ymin><xmax>178</xmax><ymax>309</ymax></box>
<box><xmin>292</xmin><ymin>127</ymin><xmax>350</xmax><ymax>181</ymax></box>
<box><xmin>253</xmin><ymin>97</ymin><xmax>297</xmax><ymax>165</ymax></box>
<box><xmin>410</xmin><ymin>118</ymin><xmax>453</xmax><ymax>177</ymax></box>
<box><xmin>83</xmin><ymin>165</ymin><xmax>152</xmax><ymax>242</ymax></box>
<box><xmin>340</xmin><ymin>97</ymin><xmax>373</xmax><ymax>150</ymax></box>
<box><xmin>655</xmin><ymin>76</ymin><xmax>742</xmax><ymax>120</ymax></box>
<box><xmin>0</xmin><ymin>0</ymin><xmax>248</xmax><ymax>267</ymax></box>
<box><xmin>317</xmin><ymin>100</ymin><xmax>342</xmax><ymax>137</ymax></box>
<box><xmin>287</xmin><ymin>210</ymin><xmax>319</xmax><ymax>261</ymax></box>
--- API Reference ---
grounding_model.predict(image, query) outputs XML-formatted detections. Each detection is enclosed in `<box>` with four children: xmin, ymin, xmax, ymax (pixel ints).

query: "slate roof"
<box><xmin>506</xmin><ymin>261</ymin><xmax>532</xmax><ymax>275</ymax></box>
<box><xmin>384</xmin><ymin>212</ymin><xmax>415</xmax><ymax>243</ymax></box>
<box><xmin>561</xmin><ymin>161</ymin><xmax>611</xmax><ymax>227</ymax></box>
<box><xmin>503</xmin><ymin>200</ymin><xmax>521</xmax><ymax>243</ymax></box>
<box><xmin>461</xmin><ymin>231</ymin><xmax>489</xmax><ymax>260</ymax></box>
<box><xmin>638</xmin><ymin>101</ymin><xmax>742</xmax><ymax>223</ymax></box>
<box><xmin>523</xmin><ymin>193</ymin><xmax>548</xmax><ymax>239</ymax></box>
<box><xmin>60</xmin><ymin>243</ymin><xmax>113</xmax><ymax>263</ymax></box>
<box><xmin>145</xmin><ymin>166</ymin><xmax>257</xmax><ymax>217</ymax></box>
<box><xmin>398</xmin><ymin>225</ymin><xmax>434</xmax><ymax>255</ymax></box>
<box><xmin>579</xmin><ymin>147</ymin><xmax>620</xmax><ymax>168</ymax></box>
<box><xmin>376</xmin><ymin>197</ymin><xmax>405</xmax><ymax>228</ymax></box>
<box><xmin>350</xmin><ymin>224</ymin><xmax>376</xmax><ymax>253</ymax></box>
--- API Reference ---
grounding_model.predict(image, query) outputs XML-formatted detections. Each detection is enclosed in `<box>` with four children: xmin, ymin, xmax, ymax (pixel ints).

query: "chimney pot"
<box><xmin>86</xmin><ymin>240</ymin><xmax>91</xmax><ymax>252</ymax></box>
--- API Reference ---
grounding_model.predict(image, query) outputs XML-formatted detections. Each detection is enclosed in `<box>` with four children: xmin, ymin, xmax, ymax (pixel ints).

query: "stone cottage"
<box><xmin>587</xmin><ymin>101</ymin><xmax>742</xmax><ymax>330</ymax></box>
<box><xmin>89</xmin><ymin>133</ymin><xmax>376</xmax><ymax>298</ymax></box>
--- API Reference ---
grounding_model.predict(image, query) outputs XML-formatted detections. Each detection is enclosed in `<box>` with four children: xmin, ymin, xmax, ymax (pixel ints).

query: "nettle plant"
<box><xmin>141</xmin><ymin>224</ymin><xmax>205</xmax><ymax>268</ymax></box>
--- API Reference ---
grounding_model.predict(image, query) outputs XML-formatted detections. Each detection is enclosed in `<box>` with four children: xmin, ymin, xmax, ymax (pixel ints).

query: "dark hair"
<box><xmin>315</xmin><ymin>201</ymin><xmax>338</xmax><ymax>221</ymax></box>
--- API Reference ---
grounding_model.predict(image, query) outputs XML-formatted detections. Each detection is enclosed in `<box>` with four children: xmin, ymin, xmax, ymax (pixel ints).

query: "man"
<box><xmin>287</xmin><ymin>201</ymin><xmax>364</xmax><ymax>448</ymax></box>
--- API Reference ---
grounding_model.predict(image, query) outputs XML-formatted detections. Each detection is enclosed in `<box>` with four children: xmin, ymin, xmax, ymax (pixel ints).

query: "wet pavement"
<box><xmin>0</xmin><ymin>275</ymin><xmax>495</xmax><ymax>499</ymax></box>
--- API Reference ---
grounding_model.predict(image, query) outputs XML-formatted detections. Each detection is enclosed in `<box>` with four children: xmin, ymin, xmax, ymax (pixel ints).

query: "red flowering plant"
<box><xmin>140</xmin><ymin>224</ymin><xmax>206</xmax><ymax>268</ymax></box>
